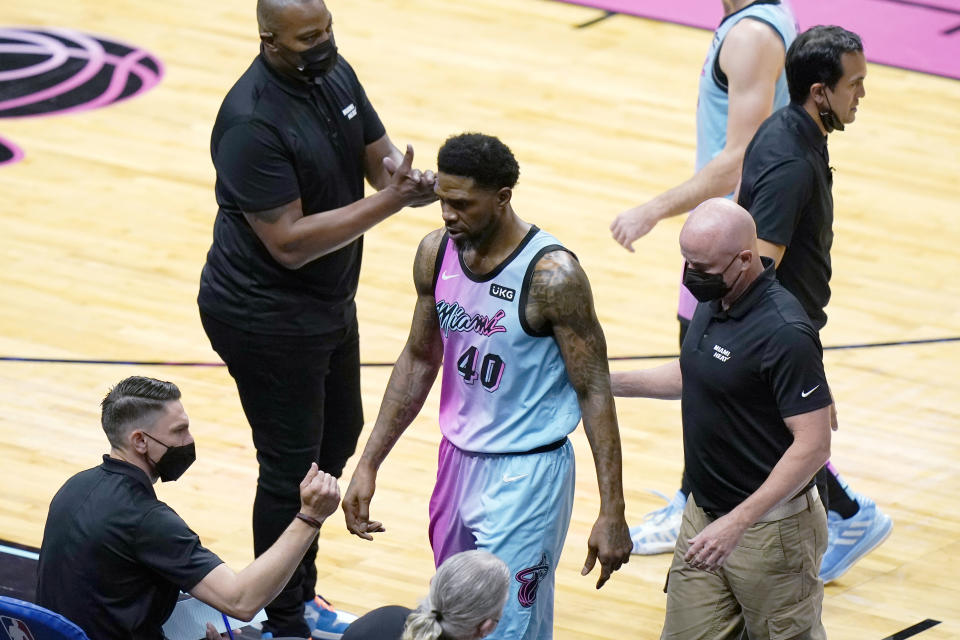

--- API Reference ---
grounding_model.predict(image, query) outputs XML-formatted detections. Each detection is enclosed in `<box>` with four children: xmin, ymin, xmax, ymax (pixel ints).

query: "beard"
<box><xmin>451</xmin><ymin>235</ymin><xmax>474</xmax><ymax>251</ymax></box>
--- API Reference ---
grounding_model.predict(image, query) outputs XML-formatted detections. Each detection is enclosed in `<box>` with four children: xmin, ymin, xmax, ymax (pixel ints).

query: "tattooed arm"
<box><xmin>342</xmin><ymin>229</ymin><xmax>445</xmax><ymax>540</ymax></box>
<box><xmin>526</xmin><ymin>251</ymin><xmax>632</xmax><ymax>589</ymax></box>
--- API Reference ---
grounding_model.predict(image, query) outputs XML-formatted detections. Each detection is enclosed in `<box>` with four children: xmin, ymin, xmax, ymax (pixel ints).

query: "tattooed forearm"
<box><xmin>356</xmin><ymin>230</ymin><xmax>445</xmax><ymax>470</ymax></box>
<box><xmin>528</xmin><ymin>252</ymin><xmax>625</xmax><ymax>513</ymax></box>
<box><xmin>528</xmin><ymin>252</ymin><xmax>611</xmax><ymax>395</ymax></box>
<box><xmin>360</xmin><ymin>333</ymin><xmax>441</xmax><ymax>469</ymax></box>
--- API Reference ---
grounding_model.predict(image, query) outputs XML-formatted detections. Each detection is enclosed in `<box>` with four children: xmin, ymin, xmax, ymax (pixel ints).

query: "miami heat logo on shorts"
<box><xmin>515</xmin><ymin>552</ymin><xmax>550</xmax><ymax>608</ymax></box>
<box><xmin>0</xmin><ymin>27</ymin><xmax>164</xmax><ymax>166</ymax></box>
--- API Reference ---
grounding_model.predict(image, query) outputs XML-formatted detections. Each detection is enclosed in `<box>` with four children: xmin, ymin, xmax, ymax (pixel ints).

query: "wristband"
<box><xmin>296</xmin><ymin>512</ymin><xmax>323</xmax><ymax>530</ymax></box>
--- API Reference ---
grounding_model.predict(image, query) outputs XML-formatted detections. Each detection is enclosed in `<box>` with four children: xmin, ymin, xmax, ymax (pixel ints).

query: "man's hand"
<box><xmin>684</xmin><ymin>513</ymin><xmax>748</xmax><ymax>572</ymax></box>
<box><xmin>342</xmin><ymin>464</ymin><xmax>385</xmax><ymax>541</ymax></box>
<box><xmin>299</xmin><ymin>463</ymin><xmax>341</xmax><ymax>524</ymax></box>
<box><xmin>581</xmin><ymin>513</ymin><xmax>632</xmax><ymax>589</ymax></box>
<box><xmin>383</xmin><ymin>144</ymin><xmax>438</xmax><ymax>208</ymax></box>
<box><xmin>610</xmin><ymin>201</ymin><xmax>665</xmax><ymax>252</ymax></box>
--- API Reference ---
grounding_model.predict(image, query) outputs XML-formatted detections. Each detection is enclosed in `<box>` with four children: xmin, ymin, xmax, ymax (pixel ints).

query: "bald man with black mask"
<box><xmin>612</xmin><ymin>199</ymin><xmax>832</xmax><ymax>639</ymax></box>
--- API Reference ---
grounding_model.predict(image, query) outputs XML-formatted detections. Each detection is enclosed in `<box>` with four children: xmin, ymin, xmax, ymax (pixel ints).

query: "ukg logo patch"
<box><xmin>0</xmin><ymin>27</ymin><xmax>164</xmax><ymax>166</ymax></box>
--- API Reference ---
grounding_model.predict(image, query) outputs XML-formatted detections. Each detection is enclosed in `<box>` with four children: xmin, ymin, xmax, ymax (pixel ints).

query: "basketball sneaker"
<box><xmin>629</xmin><ymin>489</ymin><xmax>686</xmax><ymax>555</ymax></box>
<box><xmin>304</xmin><ymin>595</ymin><xmax>355</xmax><ymax>640</ymax></box>
<box><xmin>820</xmin><ymin>493</ymin><xmax>893</xmax><ymax>584</ymax></box>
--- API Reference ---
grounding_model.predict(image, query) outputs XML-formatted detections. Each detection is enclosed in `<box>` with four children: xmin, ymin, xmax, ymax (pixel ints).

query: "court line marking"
<box><xmin>0</xmin><ymin>336</ymin><xmax>958</xmax><ymax>367</ymax></box>
<box><xmin>575</xmin><ymin>9</ymin><xmax>616</xmax><ymax>29</ymax></box>
<box><xmin>880</xmin><ymin>618</ymin><xmax>942</xmax><ymax>640</ymax></box>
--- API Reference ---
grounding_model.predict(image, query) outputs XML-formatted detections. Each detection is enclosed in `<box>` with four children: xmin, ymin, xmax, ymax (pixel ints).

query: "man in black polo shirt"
<box><xmin>612</xmin><ymin>199</ymin><xmax>832</xmax><ymax>639</ymax></box>
<box><xmin>197</xmin><ymin>0</ymin><xmax>436</xmax><ymax>635</ymax></box>
<box><xmin>737</xmin><ymin>25</ymin><xmax>892</xmax><ymax>584</ymax></box>
<box><xmin>37</xmin><ymin>376</ymin><xmax>342</xmax><ymax>640</ymax></box>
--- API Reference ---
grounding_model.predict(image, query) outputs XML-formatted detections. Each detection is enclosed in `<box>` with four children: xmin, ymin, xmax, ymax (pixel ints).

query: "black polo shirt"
<box><xmin>680</xmin><ymin>259</ymin><xmax>832</xmax><ymax>514</ymax></box>
<box><xmin>37</xmin><ymin>456</ymin><xmax>223</xmax><ymax>640</ymax></box>
<box><xmin>199</xmin><ymin>52</ymin><xmax>386</xmax><ymax>335</ymax></box>
<box><xmin>738</xmin><ymin>104</ymin><xmax>834</xmax><ymax>329</ymax></box>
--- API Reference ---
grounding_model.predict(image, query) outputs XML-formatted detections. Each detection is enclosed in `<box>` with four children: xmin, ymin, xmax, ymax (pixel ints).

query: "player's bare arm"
<box><xmin>526</xmin><ymin>250</ymin><xmax>632</xmax><ymax>588</ymax></box>
<box><xmin>342</xmin><ymin>229</ymin><xmax>445</xmax><ymax>539</ymax></box>
<box><xmin>610</xmin><ymin>19</ymin><xmax>786</xmax><ymax>251</ymax></box>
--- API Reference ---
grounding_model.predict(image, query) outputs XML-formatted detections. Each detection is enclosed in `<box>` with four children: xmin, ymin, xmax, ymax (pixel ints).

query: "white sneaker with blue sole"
<box><xmin>629</xmin><ymin>489</ymin><xmax>686</xmax><ymax>555</ymax></box>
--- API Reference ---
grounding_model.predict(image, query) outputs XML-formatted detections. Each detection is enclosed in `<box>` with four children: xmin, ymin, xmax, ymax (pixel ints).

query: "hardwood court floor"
<box><xmin>1</xmin><ymin>0</ymin><xmax>959</xmax><ymax>638</ymax></box>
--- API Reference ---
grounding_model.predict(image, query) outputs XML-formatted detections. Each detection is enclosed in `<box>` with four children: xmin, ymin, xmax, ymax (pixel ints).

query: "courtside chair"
<box><xmin>0</xmin><ymin>596</ymin><xmax>90</xmax><ymax>640</ymax></box>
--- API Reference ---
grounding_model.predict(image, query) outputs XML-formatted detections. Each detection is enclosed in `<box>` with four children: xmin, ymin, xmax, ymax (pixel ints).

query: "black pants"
<box><xmin>201</xmin><ymin>311</ymin><xmax>364</xmax><ymax>637</ymax></box>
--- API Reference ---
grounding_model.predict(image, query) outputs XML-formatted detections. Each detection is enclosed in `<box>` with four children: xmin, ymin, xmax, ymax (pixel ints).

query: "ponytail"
<box><xmin>401</xmin><ymin>550</ymin><xmax>509</xmax><ymax>640</ymax></box>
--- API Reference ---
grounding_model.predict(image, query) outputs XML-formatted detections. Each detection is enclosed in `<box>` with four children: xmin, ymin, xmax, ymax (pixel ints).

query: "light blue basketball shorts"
<box><xmin>428</xmin><ymin>436</ymin><xmax>575</xmax><ymax>640</ymax></box>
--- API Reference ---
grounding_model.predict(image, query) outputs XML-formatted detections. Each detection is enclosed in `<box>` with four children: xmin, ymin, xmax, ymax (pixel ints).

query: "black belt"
<box><xmin>517</xmin><ymin>437</ymin><xmax>568</xmax><ymax>455</ymax></box>
<box><xmin>455</xmin><ymin>436</ymin><xmax>568</xmax><ymax>456</ymax></box>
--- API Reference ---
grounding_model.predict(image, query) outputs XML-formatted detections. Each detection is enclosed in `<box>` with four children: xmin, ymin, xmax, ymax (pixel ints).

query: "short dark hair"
<box><xmin>101</xmin><ymin>376</ymin><xmax>181</xmax><ymax>448</ymax></box>
<box><xmin>437</xmin><ymin>133</ymin><xmax>520</xmax><ymax>191</ymax></box>
<box><xmin>786</xmin><ymin>25</ymin><xmax>863</xmax><ymax>104</ymax></box>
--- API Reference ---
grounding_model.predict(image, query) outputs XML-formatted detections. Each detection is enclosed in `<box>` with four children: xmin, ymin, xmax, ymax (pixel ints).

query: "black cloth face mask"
<box><xmin>682</xmin><ymin>253</ymin><xmax>741</xmax><ymax>303</ymax></box>
<box><xmin>144</xmin><ymin>432</ymin><xmax>196</xmax><ymax>482</ymax></box>
<box><xmin>296</xmin><ymin>35</ymin><xmax>338</xmax><ymax>80</ymax></box>
<box><xmin>818</xmin><ymin>91</ymin><xmax>845</xmax><ymax>133</ymax></box>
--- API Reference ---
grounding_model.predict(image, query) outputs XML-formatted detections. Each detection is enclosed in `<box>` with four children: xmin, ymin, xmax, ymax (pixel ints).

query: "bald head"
<box><xmin>257</xmin><ymin>0</ymin><xmax>326</xmax><ymax>33</ymax></box>
<box><xmin>680</xmin><ymin>198</ymin><xmax>764</xmax><ymax>306</ymax></box>
<box><xmin>680</xmin><ymin>198</ymin><xmax>757</xmax><ymax>264</ymax></box>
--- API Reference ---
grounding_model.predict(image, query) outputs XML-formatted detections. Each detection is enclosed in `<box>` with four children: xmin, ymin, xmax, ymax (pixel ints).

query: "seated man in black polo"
<box><xmin>37</xmin><ymin>376</ymin><xmax>341</xmax><ymax>640</ymax></box>
<box><xmin>611</xmin><ymin>199</ymin><xmax>833</xmax><ymax>639</ymax></box>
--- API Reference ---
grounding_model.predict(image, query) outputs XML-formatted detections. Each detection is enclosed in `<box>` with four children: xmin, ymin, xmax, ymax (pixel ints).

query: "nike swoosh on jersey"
<box><xmin>801</xmin><ymin>385</ymin><xmax>821</xmax><ymax>398</ymax></box>
<box><xmin>441</xmin><ymin>272</ymin><xmax>459</xmax><ymax>280</ymax></box>
<box><xmin>502</xmin><ymin>473</ymin><xmax>529</xmax><ymax>483</ymax></box>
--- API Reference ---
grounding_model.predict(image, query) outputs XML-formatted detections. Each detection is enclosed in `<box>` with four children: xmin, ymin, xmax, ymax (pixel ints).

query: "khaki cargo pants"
<box><xmin>661</xmin><ymin>492</ymin><xmax>828</xmax><ymax>640</ymax></box>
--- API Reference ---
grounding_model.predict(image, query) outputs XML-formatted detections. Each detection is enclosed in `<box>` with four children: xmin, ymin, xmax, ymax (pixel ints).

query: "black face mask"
<box><xmin>818</xmin><ymin>92</ymin><xmax>844</xmax><ymax>133</ymax></box>
<box><xmin>143</xmin><ymin>432</ymin><xmax>196</xmax><ymax>482</ymax></box>
<box><xmin>296</xmin><ymin>35</ymin><xmax>338</xmax><ymax>81</ymax></box>
<box><xmin>682</xmin><ymin>253</ymin><xmax>741</xmax><ymax>303</ymax></box>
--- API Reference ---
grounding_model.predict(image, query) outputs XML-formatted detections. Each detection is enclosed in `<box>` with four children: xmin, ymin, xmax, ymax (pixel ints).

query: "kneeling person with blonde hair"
<box><xmin>342</xmin><ymin>550</ymin><xmax>509</xmax><ymax>640</ymax></box>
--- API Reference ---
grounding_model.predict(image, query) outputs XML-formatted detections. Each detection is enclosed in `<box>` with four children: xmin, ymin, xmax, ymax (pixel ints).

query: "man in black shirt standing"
<box><xmin>197</xmin><ymin>0</ymin><xmax>436</xmax><ymax>635</ymax></box>
<box><xmin>737</xmin><ymin>25</ymin><xmax>892</xmax><ymax>584</ymax></box>
<box><xmin>612</xmin><ymin>199</ymin><xmax>832</xmax><ymax>639</ymax></box>
<box><xmin>37</xmin><ymin>376</ymin><xmax>342</xmax><ymax>640</ymax></box>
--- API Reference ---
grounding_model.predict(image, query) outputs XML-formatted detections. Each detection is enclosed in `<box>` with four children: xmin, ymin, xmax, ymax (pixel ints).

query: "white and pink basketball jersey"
<box><xmin>433</xmin><ymin>226</ymin><xmax>581</xmax><ymax>453</ymax></box>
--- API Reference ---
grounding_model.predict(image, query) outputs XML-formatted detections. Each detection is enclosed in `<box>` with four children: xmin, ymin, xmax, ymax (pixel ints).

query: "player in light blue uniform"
<box><xmin>612</xmin><ymin>0</ymin><xmax>797</xmax><ymax>338</ymax></box>
<box><xmin>609</xmin><ymin>0</ymin><xmax>798</xmax><ymax>554</ymax></box>
<box><xmin>344</xmin><ymin>133</ymin><xmax>632</xmax><ymax>639</ymax></box>
<box><xmin>428</xmin><ymin>225</ymin><xmax>581</xmax><ymax>637</ymax></box>
<box><xmin>612</xmin><ymin>4</ymin><xmax>890</xmax><ymax>584</ymax></box>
